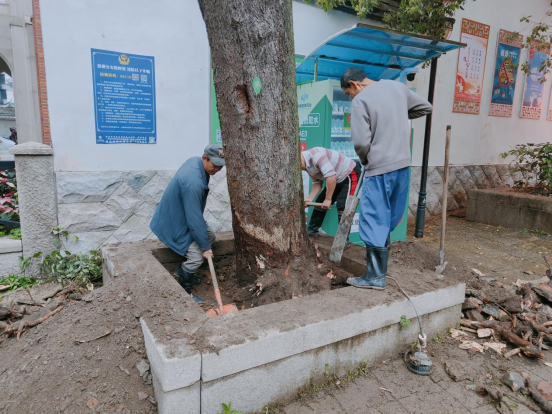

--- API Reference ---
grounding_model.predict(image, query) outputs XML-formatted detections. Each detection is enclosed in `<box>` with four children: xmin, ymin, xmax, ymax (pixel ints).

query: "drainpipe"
<box><xmin>414</xmin><ymin>57</ymin><xmax>438</xmax><ymax>238</ymax></box>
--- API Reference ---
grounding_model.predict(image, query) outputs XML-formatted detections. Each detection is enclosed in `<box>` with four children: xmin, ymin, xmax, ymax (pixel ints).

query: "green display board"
<box><xmin>209</xmin><ymin>60</ymin><xmax>412</xmax><ymax>245</ymax></box>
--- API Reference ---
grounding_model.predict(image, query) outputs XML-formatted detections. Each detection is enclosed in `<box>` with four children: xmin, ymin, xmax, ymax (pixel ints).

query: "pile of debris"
<box><xmin>0</xmin><ymin>282</ymin><xmax>84</xmax><ymax>340</ymax></box>
<box><xmin>449</xmin><ymin>256</ymin><xmax>552</xmax><ymax>412</ymax></box>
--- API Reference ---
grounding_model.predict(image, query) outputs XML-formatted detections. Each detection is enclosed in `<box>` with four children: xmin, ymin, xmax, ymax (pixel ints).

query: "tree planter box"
<box><xmin>467</xmin><ymin>189</ymin><xmax>552</xmax><ymax>234</ymax></box>
<box><xmin>101</xmin><ymin>236</ymin><xmax>464</xmax><ymax>414</ymax></box>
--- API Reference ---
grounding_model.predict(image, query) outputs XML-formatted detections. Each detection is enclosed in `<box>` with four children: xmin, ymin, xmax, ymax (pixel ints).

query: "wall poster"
<box><xmin>548</xmin><ymin>86</ymin><xmax>552</xmax><ymax>121</ymax></box>
<box><xmin>520</xmin><ymin>41</ymin><xmax>550</xmax><ymax>120</ymax></box>
<box><xmin>453</xmin><ymin>18</ymin><xmax>490</xmax><ymax>115</ymax></box>
<box><xmin>489</xmin><ymin>29</ymin><xmax>523</xmax><ymax>118</ymax></box>
<box><xmin>91</xmin><ymin>49</ymin><xmax>156</xmax><ymax>144</ymax></box>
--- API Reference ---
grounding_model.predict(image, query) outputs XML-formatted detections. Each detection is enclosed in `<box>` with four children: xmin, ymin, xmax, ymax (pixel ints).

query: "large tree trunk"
<box><xmin>198</xmin><ymin>0</ymin><xmax>327</xmax><ymax>298</ymax></box>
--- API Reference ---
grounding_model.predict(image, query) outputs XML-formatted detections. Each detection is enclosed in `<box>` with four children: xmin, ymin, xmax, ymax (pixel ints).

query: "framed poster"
<box><xmin>91</xmin><ymin>49</ymin><xmax>156</xmax><ymax>144</ymax></box>
<box><xmin>453</xmin><ymin>18</ymin><xmax>490</xmax><ymax>115</ymax></box>
<box><xmin>489</xmin><ymin>30</ymin><xmax>523</xmax><ymax>117</ymax></box>
<box><xmin>548</xmin><ymin>86</ymin><xmax>552</xmax><ymax>120</ymax></box>
<box><xmin>520</xmin><ymin>41</ymin><xmax>550</xmax><ymax>120</ymax></box>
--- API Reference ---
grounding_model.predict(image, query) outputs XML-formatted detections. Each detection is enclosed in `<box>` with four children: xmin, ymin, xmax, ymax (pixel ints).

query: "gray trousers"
<box><xmin>180</xmin><ymin>227</ymin><xmax>216</xmax><ymax>273</ymax></box>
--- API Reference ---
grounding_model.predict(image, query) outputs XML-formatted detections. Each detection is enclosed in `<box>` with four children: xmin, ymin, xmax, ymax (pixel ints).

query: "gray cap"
<box><xmin>204</xmin><ymin>144</ymin><xmax>225</xmax><ymax>167</ymax></box>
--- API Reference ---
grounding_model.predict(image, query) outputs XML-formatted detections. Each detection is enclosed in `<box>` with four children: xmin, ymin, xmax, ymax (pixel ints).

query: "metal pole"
<box><xmin>414</xmin><ymin>57</ymin><xmax>438</xmax><ymax>238</ymax></box>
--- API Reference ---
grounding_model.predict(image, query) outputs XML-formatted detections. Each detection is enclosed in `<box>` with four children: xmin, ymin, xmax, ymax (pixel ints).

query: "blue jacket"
<box><xmin>150</xmin><ymin>157</ymin><xmax>211</xmax><ymax>255</ymax></box>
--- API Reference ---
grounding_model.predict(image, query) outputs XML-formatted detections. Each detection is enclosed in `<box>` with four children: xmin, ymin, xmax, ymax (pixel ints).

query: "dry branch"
<box><xmin>16</xmin><ymin>306</ymin><xmax>63</xmax><ymax>339</ymax></box>
<box><xmin>526</xmin><ymin>378</ymin><xmax>552</xmax><ymax>413</ymax></box>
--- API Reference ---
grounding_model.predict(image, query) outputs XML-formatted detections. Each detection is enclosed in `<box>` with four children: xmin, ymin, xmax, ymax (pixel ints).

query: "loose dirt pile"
<box><xmin>0</xmin><ymin>274</ymin><xmax>158</xmax><ymax>414</ymax></box>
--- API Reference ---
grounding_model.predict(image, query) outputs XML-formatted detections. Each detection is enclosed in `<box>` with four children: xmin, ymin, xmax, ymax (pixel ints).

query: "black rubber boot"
<box><xmin>364</xmin><ymin>234</ymin><xmax>390</xmax><ymax>259</ymax></box>
<box><xmin>175</xmin><ymin>267</ymin><xmax>204</xmax><ymax>304</ymax></box>
<box><xmin>307</xmin><ymin>208</ymin><xmax>326</xmax><ymax>236</ymax></box>
<box><xmin>348</xmin><ymin>245</ymin><xmax>388</xmax><ymax>289</ymax></box>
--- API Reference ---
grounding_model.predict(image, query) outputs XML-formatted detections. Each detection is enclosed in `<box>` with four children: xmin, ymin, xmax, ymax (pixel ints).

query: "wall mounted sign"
<box><xmin>520</xmin><ymin>41</ymin><xmax>550</xmax><ymax>120</ymax></box>
<box><xmin>91</xmin><ymin>49</ymin><xmax>156</xmax><ymax>144</ymax></box>
<box><xmin>489</xmin><ymin>29</ymin><xmax>523</xmax><ymax>118</ymax></box>
<box><xmin>453</xmin><ymin>18</ymin><xmax>490</xmax><ymax>115</ymax></box>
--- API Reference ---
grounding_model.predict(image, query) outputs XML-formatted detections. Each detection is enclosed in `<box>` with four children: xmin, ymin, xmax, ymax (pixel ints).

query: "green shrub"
<box><xmin>502</xmin><ymin>142</ymin><xmax>552</xmax><ymax>192</ymax></box>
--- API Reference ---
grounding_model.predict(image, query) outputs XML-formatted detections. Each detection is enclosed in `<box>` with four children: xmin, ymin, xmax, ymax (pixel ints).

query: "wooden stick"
<box><xmin>439</xmin><ymin>126</ymin><xmax>451</xmax><ymax>267</ymax></box>
<box><xmin>73</xmin><ymin>330</ymin><xmax>112</xmax><ymax>344</ymax></box>
<box><xmin>504</xmin><ymin>348</ymin><xmax>521</xmax><ymax>359</ymax></box>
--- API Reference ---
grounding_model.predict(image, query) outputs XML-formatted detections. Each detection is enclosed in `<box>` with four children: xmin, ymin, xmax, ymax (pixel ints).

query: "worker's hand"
<box><xmin>304</xmin><ymin>198</ymin><xmax>313</xmax><ymax>206</ymax></box>
<box><xmin>202</xmin><ymin>249</ymin><xmax>214</xmax><ymax>259</ymax></box>
<box><xmin>322</xmin><ymin>199</ymin><xmax>332</xmax><ymax>210</ymax></box>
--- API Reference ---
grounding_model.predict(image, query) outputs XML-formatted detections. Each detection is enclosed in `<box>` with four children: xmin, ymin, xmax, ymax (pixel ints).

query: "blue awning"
<box><xmin>296</xmin><ymin>23</ymin><xmax>465</xmax><ymax>83</ymax></box>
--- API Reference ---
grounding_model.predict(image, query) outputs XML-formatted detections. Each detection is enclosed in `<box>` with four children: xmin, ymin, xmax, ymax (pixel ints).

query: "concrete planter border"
<box><xmin>467</xmin><ymin>188</ymin><xmax>552</xmax><ymax>234</ymax></box>
<box><xmin>101</xmin><ymin>236</ymin><xmax>465</xmax><ymax>414</ymax></box>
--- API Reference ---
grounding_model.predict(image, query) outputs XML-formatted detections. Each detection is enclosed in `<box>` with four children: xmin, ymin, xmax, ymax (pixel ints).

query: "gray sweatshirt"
<box><xmin>351</xmin><ymin>80</ymin><xmax>432</xmax><ymax>176</ymax></box>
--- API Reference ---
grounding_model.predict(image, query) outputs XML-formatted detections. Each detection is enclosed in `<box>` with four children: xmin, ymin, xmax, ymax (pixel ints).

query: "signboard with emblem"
<box><xmin>91</xmin><ymin>49</ymin><xmax>156</xmax><ymax>144</ymax></box>
<box><xmin>489</xmin><ymin>29</ymin><xmax>523</xmax><ymax>118</ymax></box>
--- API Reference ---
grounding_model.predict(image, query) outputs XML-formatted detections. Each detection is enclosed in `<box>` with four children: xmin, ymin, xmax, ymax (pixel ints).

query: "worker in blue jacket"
<box><xmin>150</xmin><ymin>144</ymin><xmax>225</xmax><ymax>303</ymax></box>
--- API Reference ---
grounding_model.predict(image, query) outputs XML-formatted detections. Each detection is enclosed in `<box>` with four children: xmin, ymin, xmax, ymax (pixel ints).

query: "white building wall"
<box><xmin>35</xmin><ymin>0</ymin><xmax>551</xmax><ymax>250</ymax></box>
<box><xmin>413</xmin><ymin>0</ymin><xmax>552</xmax><ymax>168</ymax></box>
<box><xmin>39</xmin><ymin>0</ymin><xmax>211</xmax><ymax>172</ymax></box>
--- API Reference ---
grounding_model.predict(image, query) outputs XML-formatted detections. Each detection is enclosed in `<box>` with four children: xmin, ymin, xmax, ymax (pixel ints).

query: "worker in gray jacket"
<box><xmin>340</xmin><ymin>68</ymin><xmax>432</xmax><ymax>290</ymax></box>
<box><xmin>150</xmin><ymin>144</ymin><xmax>225</xmax><ymax>303</ymax></box>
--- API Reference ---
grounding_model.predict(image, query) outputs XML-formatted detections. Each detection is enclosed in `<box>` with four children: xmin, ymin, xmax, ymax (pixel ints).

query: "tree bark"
<box><xmin>198</xmin><ymin>0</ymin><xmax>320</xmax><ymax>295</ymax></box>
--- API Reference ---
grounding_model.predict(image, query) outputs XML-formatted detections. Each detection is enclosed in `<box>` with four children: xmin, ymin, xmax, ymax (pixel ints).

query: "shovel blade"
<box><xmin>329</xmin><ymin>195</ymin><xmax>360</xmax><ymax>264</ymax></box>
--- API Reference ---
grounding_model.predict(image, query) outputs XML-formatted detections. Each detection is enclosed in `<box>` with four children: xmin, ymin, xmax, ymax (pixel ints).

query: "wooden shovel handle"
<box><xmin>305</xmin><ymin>202</ymin><xmax>324</xmax><ymax>207</ymax></box>
<box><xmin>207</xmin><ymin>256</ymin><xmax>224</xmax><ymax>310</ymax></box>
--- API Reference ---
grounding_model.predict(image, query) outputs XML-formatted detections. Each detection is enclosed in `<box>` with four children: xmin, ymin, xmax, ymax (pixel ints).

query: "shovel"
<box><xmin>329</xmin><ymin>168</ymin><xmax>365</xmax><ymax>264</ymax></box>
<box><xmin>205</xmin><ymin>255</ymin><xmax>238</xmax><ymax>318</ymax></box>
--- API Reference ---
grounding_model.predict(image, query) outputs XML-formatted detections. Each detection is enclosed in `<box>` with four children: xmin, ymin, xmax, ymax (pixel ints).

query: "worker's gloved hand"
<box><xmin>202</xmin><ymin>249</ymin><xmax>214</xmax><ymax>259</ymax></box>
<box><xmin>322</xmin><ymin>199</ymin><xmax>332</xmax><ymax>210</ymax></box>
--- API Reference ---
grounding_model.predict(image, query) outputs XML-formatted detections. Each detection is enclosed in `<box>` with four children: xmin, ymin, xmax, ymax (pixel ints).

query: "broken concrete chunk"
<box><xmin>462</xmin><ymin>297</ymin><xmax>481</xmax><ymax>311</ymax></box>
<box><xmin>466</xmin><ymin>310</ymin><xmax>485</xmax><ymax>322</ymax></box>
<box><xmin>533</xmin><ymin>284</ymin><xmax>552</xmax><ymax>303</ymax></box>
<box><xmin>481</xmin><ymin>304</ymin><xmax>500</xmax><ymax>318</ymax></box>
<box><xmin>445</xmin><ymin>360</ymin><xmax>472</xmax><ymax>381</ymax></box>
<box><xmin>138</xmin><ymin>391</ymin><xmax>148</xmax><ymax>401</ymax></box>
<box><xmin>502</xmin><ymin>372</ymin><xmax>525</xmax><ymax>392</ymax></box>
<box><xmin>136</xmin><ymin>360</ymin><xmax>150</xmax><ymax>377</ymax></box>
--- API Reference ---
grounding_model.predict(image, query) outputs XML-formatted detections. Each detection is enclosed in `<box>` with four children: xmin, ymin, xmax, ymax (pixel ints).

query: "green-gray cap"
<box><xmin>204</xmin><ymin>144</ymin><xmax>226</xmax><ymax>167</ymax></box>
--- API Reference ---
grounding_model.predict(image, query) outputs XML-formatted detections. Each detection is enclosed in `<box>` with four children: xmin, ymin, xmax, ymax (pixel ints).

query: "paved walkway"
<box><xmin>282</xmin><ymin>217</ymin><xmax>552</xmax><ymax>414</ymax></box>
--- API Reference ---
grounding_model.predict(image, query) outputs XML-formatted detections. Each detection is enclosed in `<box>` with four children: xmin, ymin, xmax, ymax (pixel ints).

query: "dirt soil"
<box><xmin>2</xmin><ymin>215</ymin><xmax>551</xmax><ymax>414</ymax></box>
<box><xmin>162</xmin><ymin>245</ymin><xmax>355</xmax><ymax>312</ymax></box>
<box><xmin>0</xmin><ymin>273</ymin><xmax>159</xmax><ymax>414</ymax></box>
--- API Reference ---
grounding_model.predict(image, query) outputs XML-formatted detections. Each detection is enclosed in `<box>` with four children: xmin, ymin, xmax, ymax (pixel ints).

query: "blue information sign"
<box><xmin>91</xmin><ymin>48</ymin><xmax>156</xmax><ymax>144</ymax></box>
